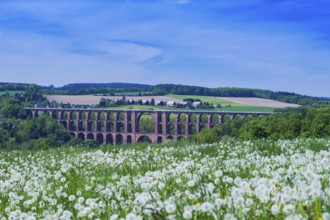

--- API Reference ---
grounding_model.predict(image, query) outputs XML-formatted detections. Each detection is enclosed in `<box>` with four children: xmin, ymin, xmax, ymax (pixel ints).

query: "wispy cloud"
<box><xmin>0</xmin><ymin>0</ymin><xmax>329</xmax><ymax>96</ymax></box>
<box><xmin>177</xmin><ymin>0</ymin><xmax>191</xmax><ymax>4</ymax></box>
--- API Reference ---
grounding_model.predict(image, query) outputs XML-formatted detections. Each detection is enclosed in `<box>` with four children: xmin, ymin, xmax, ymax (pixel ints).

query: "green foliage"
<box><xmin>139</xmin><ymin>114</ymin><xmax>154</xmax><ymax>133</ymax></box>
<box><xmin>0</xmin><ymin>98</ymin><xmax>26</xmax><ymax>118</ymax></box>
<box><xmin>194</xmin><ymin>107</ymin><xmax>330</xmax><ymax>143</ymax></box>
<box><xmin>83</xmin><ymin>139</ymin><xmax>99</xmax><ymax>148</ymax></box>
<box><xmin>42</xmin><ymin>83</ymin><xmax>151</xmax><ymax>95</ymax></box>
<box><xmin>190</xmin><ymin>127</ymin><xmax>222</xmax><ymax>143</ymax></box>
<box><xmin>0</xmin><ymin>85</ymin><xmax>71</xmax><ymax>149</ymax></box>
<box><xmin>14</xmin><ymin>115</ymin><xmax>71</xmax><ymax>148</ymax></box>
<box><xmin>62</xmin><ymin>138</ymin><xmax>84</xmax><ymax>147</ymax></box>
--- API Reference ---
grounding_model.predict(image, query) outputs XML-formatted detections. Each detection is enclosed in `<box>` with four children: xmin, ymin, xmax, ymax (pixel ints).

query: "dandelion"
<box><xmin>68</xmin><ymin>195</ymin><xmax>75</xmax><ymax>201</ymax></box>
<box><xmin>183</xmin><ymin>211</ymin><xmax>193</xmax><ymax>219</ymax></box>
<box><xmin>165</xmin><ymin>203</ymin><xmax>176</xmax><ymax>214</ymax></box>
<box><xmin>245</xmin><ymin>198</ymin><xmax>254</xmax><ymax>207</ymax></box>
<box><xmin>1</xmin><ymin>138</ymin><xmax>330</xmax><ymax>218</ymax></box>
<box><xmin>167</xmin><ymin>215</ymin><xmax>176</xmax><ymax>220</ymax></box>
<box><xmin>25</xmin><ymin>214</ymin><xmax>37</xmax><ymax>220</ymax></box>
<box><xmin>77</xmin><ymin>209</ymin><xmax>88</xmax><ymax>217</ymax></box>
<box><xmin>284</xmin><ymin>214</ymin><xmax>305</xmax><ymax>220</ymax></box>
<box><xmin>224</xmin><ymin>213</ymin><xmax>237</xmax><ymax>220</ymax></box>
<box><xmin>78</xmin><ymin>197</ymin><xmax>85</xmax><ymax>203</ymax></box>
<box><xmin>234</xmin><ymin>177</ymin><xmax>242</xmax><ymax>186</ymax></box>
<box><xmin>322</xmin><ymin>213</ymin><xmax>330</xmax><ymax>220</ymax></box>
<box><xmin>176</xmin><ymin>178</ymin><xmax>182</xmax><ymax>184</ymax></box>
<box><xmin>62</xmin><ymin>210</ymin><xmax>72</xmax><ymax>218</ymax></box>
<box><xmin>200</xmin><ymin>202</ymin><xmax>214</xmax><ymax>212</ymax></box>
<box><xmin>187</xmin><ymin>180</ymin><xmax>195</xmax><ymax>187</ymax></box>
<box><xmin>126</xmin><ymin>212</ymin><xmax>138</xmax><ymax>220</ymax></box>
<box><xmin>271</xmin><ymin>204</ymin><xmax>280</xmax><ymax>215</ymax></box>
<box><xmin>283</xmin><ymin>204</ymin><xmax>295</xmax><ymax>214</ymax></box>
<box><xmin>109</xmin><ymin>214</ymin><xmax>119</xmax><ymax>220</ymax></box>
<box><xmin>215</xmin><ymin>170</ymin><xmax>223</xmax><ymax>178</ymax></box>
<box><xmin>158</xmin><ymin>182</ymin><xmax>165</xmax><ymax>190</ymax></box>
<box><xmin>39</xmin><ymin>201</ymin><xmax>45</xmax><ymax>208</ymax></box>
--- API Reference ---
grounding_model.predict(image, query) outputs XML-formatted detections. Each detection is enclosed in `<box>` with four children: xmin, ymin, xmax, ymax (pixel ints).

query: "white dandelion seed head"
<box><xmin>165</xmin><ymin>203</ymin><xmax>176</xmax><ymax>214</ymax></box>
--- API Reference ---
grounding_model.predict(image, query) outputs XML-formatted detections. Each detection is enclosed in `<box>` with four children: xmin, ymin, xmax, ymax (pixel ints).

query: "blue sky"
<box><xmin>0</xmin><ymin>0</ymin><xmax>329</xmax><ymax>96</ymax></box>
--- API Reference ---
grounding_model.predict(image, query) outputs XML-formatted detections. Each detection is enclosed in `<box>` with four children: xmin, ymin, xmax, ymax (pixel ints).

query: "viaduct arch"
<box><xmin>26</xmin><ymin>108</ymin><xmax>271</xmax><ymax>145</ymax></box>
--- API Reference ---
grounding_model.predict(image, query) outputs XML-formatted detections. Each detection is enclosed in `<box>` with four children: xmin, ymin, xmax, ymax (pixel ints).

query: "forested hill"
<box><xmin>0</xmin><ymin>82</ymin><xmax>33</xmax><ymax>88</ymax></box>
<box><xmin>1</xmin><ymin>82</ymin><xmax>329</xmax><ymax>106</ymax></box>
<box><xmin>58</xmin><ymin>83</ymin><xmax>152</xmax><ymax>90</ymax></box>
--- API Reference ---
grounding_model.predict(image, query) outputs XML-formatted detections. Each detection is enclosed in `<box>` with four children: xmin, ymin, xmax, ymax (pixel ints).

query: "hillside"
<box><xmin>45</xmin><ymin>94</ymin><xmax>298</xmax><ymax>112</ymax></box>
<box><xmin>57</xmin><ymin>83</ymin><xmax>152</xmax><ymax>90</ymax></box>
<box><xmin>1</xmin><ymin>82</ymin><xmax>329</xmax><ymax>107</ymax></box>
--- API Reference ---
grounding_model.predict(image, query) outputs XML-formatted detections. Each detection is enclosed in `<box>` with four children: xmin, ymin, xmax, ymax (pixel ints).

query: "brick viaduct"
<box><xmin>26</xmin><ymin>108</ymin><xmax>271</xmax><ymax>145</ymax></box>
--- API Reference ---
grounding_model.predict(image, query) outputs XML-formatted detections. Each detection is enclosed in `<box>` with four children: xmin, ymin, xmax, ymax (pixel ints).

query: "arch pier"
<box><xmin>26</xmin><ymin>108</ymin><xmax>271</xmax><ymax>145</ymax></box>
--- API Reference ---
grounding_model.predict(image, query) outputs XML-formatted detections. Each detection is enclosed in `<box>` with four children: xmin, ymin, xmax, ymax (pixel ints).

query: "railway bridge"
<box><xmin>26</xmin><ymin>108</ymin><xmax>272</xmax><ymax>145</ymax></box>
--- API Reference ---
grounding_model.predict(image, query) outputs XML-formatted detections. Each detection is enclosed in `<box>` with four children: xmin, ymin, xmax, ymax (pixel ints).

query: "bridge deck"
<box><xmin>25</xmin><ymin>107</ymin><xmax>273</xmax><ymax>115</ymax></box>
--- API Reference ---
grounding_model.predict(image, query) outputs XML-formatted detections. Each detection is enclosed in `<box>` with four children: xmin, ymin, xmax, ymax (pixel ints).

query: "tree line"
<box><xmin>0</xmin><ymin>85</ymin><xmax>74</xmax><ymax>149</ymax></box>
<box><xmin>2</xmin><ymin>82</ymin><xmax>329</xmax><ymax>107</ymax></box>
<box><xmin>192</xmin><ymin>107</ymin><xmax>330</xmax><ymax>143</ymax></box>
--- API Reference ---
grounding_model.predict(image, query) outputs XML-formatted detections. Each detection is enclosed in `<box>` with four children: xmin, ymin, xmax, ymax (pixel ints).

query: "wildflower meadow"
<box><xmin>1</xmin><ymin>138</ymin><xmax>330</xmax><ymax>219</ymax></box>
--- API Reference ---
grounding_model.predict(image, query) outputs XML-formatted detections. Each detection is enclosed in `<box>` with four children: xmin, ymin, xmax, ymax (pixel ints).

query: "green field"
<box><xmin>104</xmin><ymin>95</ymin><xmax>275</xmax><ymax>112</ymax></box>
<box><xmin>216</xmin><ymin>105</ymin><xmax>274</xmax><ymax>112</ymax></box>
<box><xmin>167</xmin><ymin>94</ymin><xmax>244</xmax><ymax>106</ymax></box>
<box><xmin>167</xmin><ymin>94</ymin><xmax>274</xmax><ymax>112</ymax></box>
<box><xmin>1</xmin><ymin>138</ymin><xmax>330</xmax><ymax>219</ymax></box>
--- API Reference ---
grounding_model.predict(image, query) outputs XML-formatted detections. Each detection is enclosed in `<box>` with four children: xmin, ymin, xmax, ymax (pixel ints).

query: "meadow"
<box><xmin>45</xmin><ymin>94</ymin><xmax>277</xmax><ymax>112</ymax></box>
<box><xmin>1</xmin><ymin>138</ymin><xmax>330</xmax><ymax>219</ymax></box>
<box><xmin>166</xmin><ymin>94</ymin><xmax>245</xmax><ymax>107</ymax></box>
<box><xmin>166</xmin><ymin>94</ymin><xmax>298</xmax><ymax>112</ymax></box>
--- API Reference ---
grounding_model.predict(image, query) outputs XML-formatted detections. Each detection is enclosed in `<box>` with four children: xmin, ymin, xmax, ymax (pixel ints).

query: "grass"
<box><xmin>217</xmin><ymin>106</ymin><xmax>274</xmax><ymax>112</ymax></box>
<box><xmin>167</xmin><ymin>94</ymin><xmax>245</xmax><ymax>107</ymax></box>
<box><xmin>167</xmin><ymin>94</ymin><xmax>275</xmax><ymax>112</ymax></box>
<box><xmin>1</xmin><ymin>138</ymin><xmax>330</xmax><ymax>219</ymax></box>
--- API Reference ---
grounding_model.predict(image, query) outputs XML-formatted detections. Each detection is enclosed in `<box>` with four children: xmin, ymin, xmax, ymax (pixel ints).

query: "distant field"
<box><xmin>167</xmin><ymin>94</ymin><xmax>299</xmax><ymax>108</ymax></box>
<box><xmin>218</xmin><ymin>106</ymin><xmax>274</xmax><ymax>112</ymax></box>
<box><xmin>167</xmin><ymin>94</ymin><xmax>244</xmax><ymax>107</ymax></box>
<box><xmin>217</xmin><ymin>97</ymin><xmax>300</xmax><ymax>108</ymax></box>
<box><xmin>45</xmin><ymin>95</ymin><xmax>181</xmax><ymax>105</ymax></box>
<box><xmin>45</xmin><ymin>94</ymin><xmax>298</xmax><ymax>112</ymax></box>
